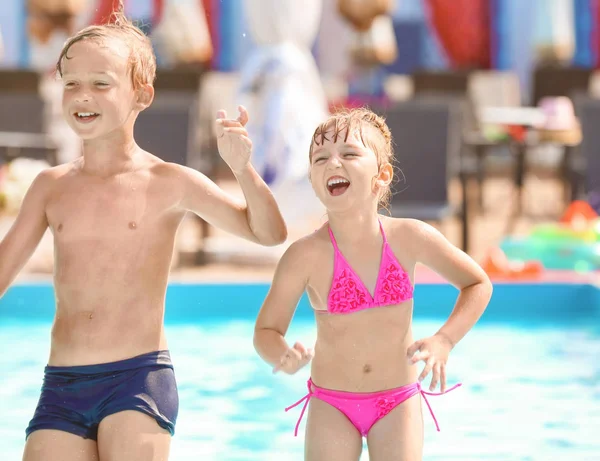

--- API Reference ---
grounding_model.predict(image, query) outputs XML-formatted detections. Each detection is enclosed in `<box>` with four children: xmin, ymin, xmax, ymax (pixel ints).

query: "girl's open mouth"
<box><xmin>327</xmin><ymin>176</ymin><xmax>350</xmax><ymax>196</ymax></box>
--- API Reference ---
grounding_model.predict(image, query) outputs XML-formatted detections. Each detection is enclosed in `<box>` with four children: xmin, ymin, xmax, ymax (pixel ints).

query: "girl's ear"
<box><xmin>376</xmin><ymin>162</ymin><xmax>393</xmax><ymax>187</ymax></box>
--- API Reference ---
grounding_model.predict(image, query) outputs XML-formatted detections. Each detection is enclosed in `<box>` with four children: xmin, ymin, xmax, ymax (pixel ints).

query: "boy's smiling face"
<box><xmin>60</xmin><ymin>38</ymin><xmax>147</xmax><ymax>140</ymax></box>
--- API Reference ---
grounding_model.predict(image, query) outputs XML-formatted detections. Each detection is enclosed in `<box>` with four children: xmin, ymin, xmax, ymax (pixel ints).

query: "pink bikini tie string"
<box><xmin>284</xmin><ymin>379</ymin><xmax>314</xmax><ymax>437</ymax></box>
<box><xmin>418</xmin><ymin>381</ymin><xmax>462</xmax><ymax>431</ymax></box>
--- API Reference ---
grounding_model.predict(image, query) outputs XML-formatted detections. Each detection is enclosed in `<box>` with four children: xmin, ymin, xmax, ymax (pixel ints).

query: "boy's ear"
<box><xmin>135</xmin><ymin>84</ymin><xmax>154</xmax><ymax>111</ymax></box>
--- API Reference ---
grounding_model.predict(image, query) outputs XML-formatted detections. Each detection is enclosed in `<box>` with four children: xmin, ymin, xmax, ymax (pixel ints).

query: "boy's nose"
<box><xmin>75</xmin><ymin>93</ymin><xmax>91</xmax><ymax>103</ymax></box>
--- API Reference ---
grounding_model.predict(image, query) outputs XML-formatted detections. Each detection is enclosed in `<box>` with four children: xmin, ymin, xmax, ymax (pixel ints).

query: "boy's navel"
<box><xmin>128</xmin><ymin>221</ymin><xmax>137</xmax><ymax>230</ymax></box>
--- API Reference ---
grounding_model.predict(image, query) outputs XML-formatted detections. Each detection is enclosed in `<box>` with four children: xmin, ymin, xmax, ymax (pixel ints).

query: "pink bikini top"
<box><xmin>325</xmin><ymin>221</ymin><xmax>414</xmax><ymax>314</ymax></box>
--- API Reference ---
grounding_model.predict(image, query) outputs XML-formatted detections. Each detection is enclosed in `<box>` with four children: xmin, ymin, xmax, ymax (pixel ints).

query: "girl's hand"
<box><xmin>407</xmin><ymin>333</ymin><xmax>454</xmax><ymax>392</ymax></box>
<box><xmin>273</xmin><ymin>341</ymin><xmax>314</xmax><ymax>375</ymax></box>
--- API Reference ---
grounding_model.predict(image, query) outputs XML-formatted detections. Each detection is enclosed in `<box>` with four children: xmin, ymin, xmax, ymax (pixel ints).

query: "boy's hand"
<box><xmin>273</xmin><ymin>342</ymin><xmax>314</xmax><ymax>375</ymax></box>
<box><xmin>407</xmin><ymin>333</ymin><xmax>454</xmax><ymax>392</ymax></box>
<box><xmin>216</xmin><ymin>106</ymin><xmax>252</xmax><ymax>174</ymax></box>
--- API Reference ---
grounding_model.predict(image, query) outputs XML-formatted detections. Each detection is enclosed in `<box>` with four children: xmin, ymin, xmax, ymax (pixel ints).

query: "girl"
<box><xmin>253</xmin><ymin>108</ymin><xmax>493</xmax><ymax>460</ymax></box>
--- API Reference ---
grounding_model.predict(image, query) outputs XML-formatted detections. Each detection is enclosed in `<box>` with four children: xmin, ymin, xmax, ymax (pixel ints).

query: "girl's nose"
<box><xmin>328</xmin><ymin>156</ymin><xmax>342</xmax><ymax>168</ymax></box>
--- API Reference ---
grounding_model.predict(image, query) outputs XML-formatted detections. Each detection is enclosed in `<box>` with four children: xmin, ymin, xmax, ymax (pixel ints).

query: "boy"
<box><xmin>0</xmin><ymin>10</ymin><xmax>287</xmax><ymax>461</ymax></box>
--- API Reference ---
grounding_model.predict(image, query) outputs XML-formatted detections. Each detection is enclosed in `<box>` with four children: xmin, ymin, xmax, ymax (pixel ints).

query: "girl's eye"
<box><xmin>95</xmin><ymin>82</ymin><xmax>109</xmax><ymax>87</ymax></box>
<box><xmin>314</xmin><ymin>157</ymin><xmax>326</xmax><ymax>163</ymax></box>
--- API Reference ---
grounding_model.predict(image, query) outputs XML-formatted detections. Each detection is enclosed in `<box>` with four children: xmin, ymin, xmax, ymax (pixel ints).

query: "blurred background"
<box><xmin>0</xmin><ymin>2</ymin><xmax>599</xmax><ymax>460</ymax></box>
<box><xmin>0</xmin><ymin>0</ymin><xmax>599</xmax><ymax>278</ymax></box>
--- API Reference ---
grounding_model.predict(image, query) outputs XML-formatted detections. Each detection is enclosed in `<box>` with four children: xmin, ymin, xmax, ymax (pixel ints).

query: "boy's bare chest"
<box><xmin>45</xmin><ymin>177</ymin><xmax>178</xmax><ymax>239</ymax></box>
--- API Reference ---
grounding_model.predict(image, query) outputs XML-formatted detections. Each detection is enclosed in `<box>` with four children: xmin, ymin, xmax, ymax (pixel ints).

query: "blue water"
<box><xmin>1</xmin><ymin>281</ymin><xmax>599</xmax><ymax>460</ymax></box>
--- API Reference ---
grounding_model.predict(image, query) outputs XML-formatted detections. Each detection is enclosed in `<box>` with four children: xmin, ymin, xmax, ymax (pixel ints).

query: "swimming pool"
<box><xmin>1</xmin><ymin>280</ymin><xmax>599</xmax><ymax>460</ymax></box>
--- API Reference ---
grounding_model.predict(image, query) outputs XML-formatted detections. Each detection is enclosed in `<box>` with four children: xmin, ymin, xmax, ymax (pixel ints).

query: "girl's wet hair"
<box><xmin>56</xmin><ymin>2</ymin><xmax>155</xmax><ymax>90</ymax></box>
<box><xmin>309</xmin><ymin>107</ymin><xmax>395</xmax><ymax>211</ymax></box>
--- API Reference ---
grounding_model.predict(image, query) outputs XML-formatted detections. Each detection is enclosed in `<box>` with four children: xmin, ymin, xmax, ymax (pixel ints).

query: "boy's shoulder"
<box><xmin>144</xmin><ymin>156</ymin><xmax>199</xmax><ymax>181</ymax></box>
<box><xmin>13</xmin><ymin>162</ymin><xmax>79</xmax><ymax>209</ymax></box>
<box><xmin>43</xmin><ymin>160</ymin><xmax>78</xmax><ymax>177</ymax></box>
<box><xmin>31</xmin><ymin>161</ymin><xmax>79</xmax><ymax>190</ymax></box>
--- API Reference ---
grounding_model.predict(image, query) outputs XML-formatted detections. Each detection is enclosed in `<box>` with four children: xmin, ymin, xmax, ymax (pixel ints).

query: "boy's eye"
<box><xmin>314</xmin><ymin>157</ymin><xmax>326</xmax><ymax>163</ymax></box>
<box><xmin>95</xmin><ymin>82</ymin><xmax>109</xmax><ymax>87</ymax></box>
<box><xmin>343</xmin><ymin>152</ymin><xmax>357</xmax><ymax>157</ymax></box>
<box><xmin>64</xmin><ymin>82</ymin><xmax>76</xmax><ymax>88</ymax></box>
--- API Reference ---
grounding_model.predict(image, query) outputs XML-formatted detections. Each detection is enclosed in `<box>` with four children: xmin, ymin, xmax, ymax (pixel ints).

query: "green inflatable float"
<box><xmin>500</xmin><ymin>219</ymin><xmax>600</xmax><ymax>272</ymax></box>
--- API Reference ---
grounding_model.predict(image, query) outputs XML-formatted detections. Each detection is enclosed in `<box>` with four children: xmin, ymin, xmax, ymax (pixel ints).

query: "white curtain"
<box><xmin>239</xmin><ymin>0</ymin><xmax>328</xmax><ymax>224</ymax></box>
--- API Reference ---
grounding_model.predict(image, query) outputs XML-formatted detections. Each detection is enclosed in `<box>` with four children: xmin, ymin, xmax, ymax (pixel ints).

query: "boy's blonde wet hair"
<box><xmin>56</xmin><ymin>3</ymin><xmax>156</xmax><ymax>90</ymax></box>
<box><xmin>309</xmin><ymin>107</ymin><xmax>395</xmax><ymax>211</ymax></box>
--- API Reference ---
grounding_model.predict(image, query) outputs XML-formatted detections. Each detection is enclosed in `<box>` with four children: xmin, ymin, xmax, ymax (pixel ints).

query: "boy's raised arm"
<box><xmin>177</xmin><ymin>106</ymin><xmax>287</xmax><ymax>246</ymax></box>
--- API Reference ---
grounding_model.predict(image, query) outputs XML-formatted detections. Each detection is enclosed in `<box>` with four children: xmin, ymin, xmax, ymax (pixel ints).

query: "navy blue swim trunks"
<box><xmin>25</xmin><ymin>350</ymin><xmax>178</xmax><ymax>440</ymax></box>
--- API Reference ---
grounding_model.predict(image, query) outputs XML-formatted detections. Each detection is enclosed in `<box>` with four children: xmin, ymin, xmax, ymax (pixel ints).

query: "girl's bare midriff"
<box><xmin>310</xmin><ymin>301</ymin><xmax>418</xmax><ymax>392</ymax></box>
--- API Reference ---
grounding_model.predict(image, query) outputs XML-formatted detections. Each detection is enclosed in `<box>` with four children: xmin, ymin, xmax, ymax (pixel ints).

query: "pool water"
<box><xmin>1</xmin><ymin>282</ymin><xmax>599</xmax><ymax>460</ymax></box>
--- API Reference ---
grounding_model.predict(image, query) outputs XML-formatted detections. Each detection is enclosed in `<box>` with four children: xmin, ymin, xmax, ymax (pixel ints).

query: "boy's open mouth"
<box><xmin>74</xmin><ymin>112</ymin><xmax>100</xmax><ymax>123</ymax></box>
<box><xmin>327</xmin><ymin>176</ymin><xmax>350</xmax><ymax>196</ymax></box>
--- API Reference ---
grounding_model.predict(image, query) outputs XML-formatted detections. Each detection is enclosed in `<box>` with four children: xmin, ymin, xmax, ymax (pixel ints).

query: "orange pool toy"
<box><xmin>560</xmin><ymin>200</ymin><xmax>598</xmax><ymax>226</ymax></box>
<box><xmin>482</xmin><ymin>247</ymin><xmax>544</xmax><ymax>279</ymax></box>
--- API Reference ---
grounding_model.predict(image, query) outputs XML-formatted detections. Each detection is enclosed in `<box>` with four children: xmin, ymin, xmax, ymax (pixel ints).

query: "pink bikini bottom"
<box><xmin>285</xmin><ymin>378</ymin><xmax>461</xmax><ymax>437</ymax></box>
